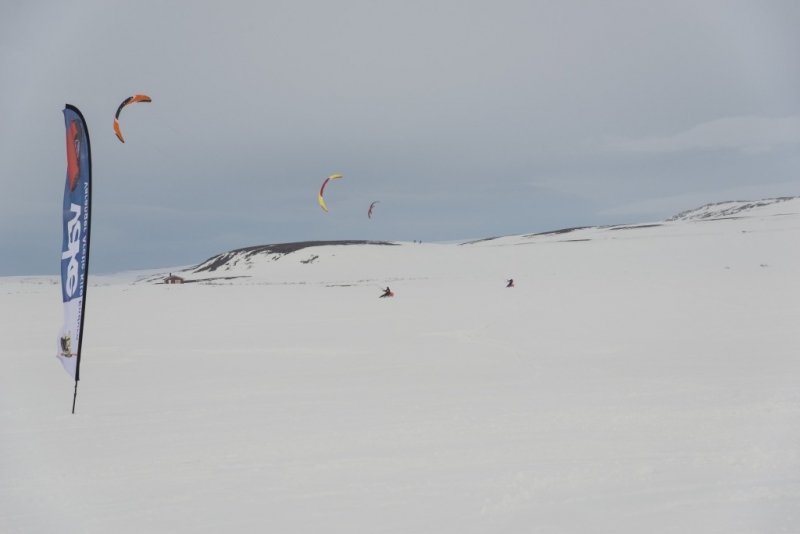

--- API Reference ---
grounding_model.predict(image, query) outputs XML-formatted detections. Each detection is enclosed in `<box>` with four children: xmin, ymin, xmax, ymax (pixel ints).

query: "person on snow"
<box><xmin>506</xmin><ymin>279</ymin><xmax>514</xmax><ymax>288</ymax></box>
<box><xmin>380</xmin><ymin>287</ymin><xmax>393</xmax><ymax>298</ymax></box>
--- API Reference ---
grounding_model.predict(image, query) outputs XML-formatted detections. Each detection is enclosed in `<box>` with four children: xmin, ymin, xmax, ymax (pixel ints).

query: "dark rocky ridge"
<box><xmin>192</xmin><ymin>240</ymin><xmax>397</xmax><ymax>273</ymax></box>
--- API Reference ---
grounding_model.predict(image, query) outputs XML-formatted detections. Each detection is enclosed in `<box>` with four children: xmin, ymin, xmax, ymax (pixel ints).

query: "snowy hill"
<box><xmin>2</xmin><ymin>197</ymin><xmax>800</xmax><ymax>533</ymax></box>
<box><xmin>192</xmin><ymin>240</ymin><xmax>397</xmax><ymax>274</ymax></box>
<box><xmin>133</xmin><ymin>196</ymin><xmax>800</xmax><ymax>287</ymax></box>
<box><xmin>664</xmin><ymin>195</ymin><xmax>799</xmax><ymax>221</ymax></box>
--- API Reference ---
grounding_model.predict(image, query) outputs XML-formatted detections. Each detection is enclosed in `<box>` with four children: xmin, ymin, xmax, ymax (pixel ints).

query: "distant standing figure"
<box><xmin>506</xmin><ymin>279</ymin><xmax>514</xmax><ymax>288</ymax></box>
<box><xmin>380</xmin><ymin>287</ymin><xmax>394</xmax><ymax>298</ymax></box>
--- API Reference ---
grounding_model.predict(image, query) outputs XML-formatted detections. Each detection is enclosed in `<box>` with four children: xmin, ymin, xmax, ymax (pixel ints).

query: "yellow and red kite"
<box><xmin>318</xmin><ymin>174</ymin><xmax>342</xmax><ymax>212</ymax></box>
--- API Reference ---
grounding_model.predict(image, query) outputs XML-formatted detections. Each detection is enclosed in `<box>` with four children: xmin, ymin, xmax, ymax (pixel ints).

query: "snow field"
<box><xmin>2</xmin><ymin>201</ymin><xmax>800</xmax><ymax>533</ymax></box>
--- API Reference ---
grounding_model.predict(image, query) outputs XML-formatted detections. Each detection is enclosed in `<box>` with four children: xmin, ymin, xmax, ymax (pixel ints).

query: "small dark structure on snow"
<box><xmin>164</xmin><ymin>273</ymin><xmax>184</xmax><ymax>284</ymax></box>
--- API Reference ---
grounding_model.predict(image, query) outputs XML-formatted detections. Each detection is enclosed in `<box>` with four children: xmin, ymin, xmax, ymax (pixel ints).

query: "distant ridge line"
<box><xmin>185</xmin><ymin>196</ymin><xmax>799</xmax><ymax>274</ymax></box>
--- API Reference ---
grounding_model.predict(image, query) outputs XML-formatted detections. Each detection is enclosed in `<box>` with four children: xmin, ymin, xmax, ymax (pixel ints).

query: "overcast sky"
<box><xmin>2</xmin><ymin>0</ymin><xmax>799</xmax><ymax>275</ymax></box>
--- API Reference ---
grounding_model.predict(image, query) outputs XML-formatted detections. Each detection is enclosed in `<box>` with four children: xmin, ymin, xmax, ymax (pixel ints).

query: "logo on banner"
<box><xmin>63</xmin><ymin>203</ymin><xmax>82</xmax><ymax>298</ymax></box>
<box><xmin>59</xmin><ymin>332</ymin><xmax>76</xmax><ymax>358</ymax></box>
<box><xmin>66</xmin><ymin>120</ymin><xmax>83</xmax><ymax>192</ymax></box>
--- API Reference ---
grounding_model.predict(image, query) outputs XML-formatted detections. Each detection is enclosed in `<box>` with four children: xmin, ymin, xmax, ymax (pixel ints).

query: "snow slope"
<box><xmin>2</xmin><ymin>198</ymin><xmax>800</xmax><ymax>533</ymax></box>
<box><xmin>665</xmin><ymin>196</ymin><xmax>799</xmax><ymax>222</ymax></box>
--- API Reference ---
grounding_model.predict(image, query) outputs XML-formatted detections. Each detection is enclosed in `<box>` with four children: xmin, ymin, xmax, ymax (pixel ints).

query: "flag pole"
<box><xmin>72</xmin><ymin>380</ymin><xmax>79</xmax><ymax>414</ymax></box>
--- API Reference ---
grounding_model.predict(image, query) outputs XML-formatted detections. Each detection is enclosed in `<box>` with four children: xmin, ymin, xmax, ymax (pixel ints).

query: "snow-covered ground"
<box><xmin>2</xmin><ymin>198</ymin><xmax>799</xmax><ymax>533</ymax></box>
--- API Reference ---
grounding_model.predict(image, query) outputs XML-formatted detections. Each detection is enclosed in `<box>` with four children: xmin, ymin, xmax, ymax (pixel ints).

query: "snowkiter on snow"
<box><xmin>506</xmin><ymin>279</ymin><xmax>514</xmax><ymax>288</ymax></box>
<box><xmin>380</xmin><ymin>287</ymin><xmax>393</xmax><ymax>298</ymax></box>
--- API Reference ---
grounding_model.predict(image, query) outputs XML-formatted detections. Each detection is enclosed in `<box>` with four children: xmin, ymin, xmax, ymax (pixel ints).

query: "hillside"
<box><xmin>132</xmin><ymin>195</ymin><xmax>800</xmax><ymax>286</ymax></box>
<box><xmin>665</xmin><ymin>196</ymin><xmax>799</xmax><ymax>221</ymax></box>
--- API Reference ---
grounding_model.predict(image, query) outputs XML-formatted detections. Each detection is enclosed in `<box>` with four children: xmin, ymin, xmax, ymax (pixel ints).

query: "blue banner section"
<box><xmin>57</xmin><ymin>105</ymin><xmax>91</xmax><ymax>381</ymax></box>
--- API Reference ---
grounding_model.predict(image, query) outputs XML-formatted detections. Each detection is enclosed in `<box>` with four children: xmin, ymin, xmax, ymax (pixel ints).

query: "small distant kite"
<box><xmin>318</xmin><ymin>174</ymin><xmax>342</xmax><ymax>212</ymax></box>
<box><xmin>368</xmin><ymin>201</ymin><xmax>380</xmax><ymax>219</ymax></box>
<box><xmin>113</xmin><ymin>94</ymin><xmax>152</xmax><ymax>143</ymax></box>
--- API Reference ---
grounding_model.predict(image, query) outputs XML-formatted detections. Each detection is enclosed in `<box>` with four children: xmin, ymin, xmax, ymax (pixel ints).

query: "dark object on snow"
<box><xmin>380</xmin><ymin>287</ymin><xmax>394</xmax><ymax>298</ymax></box>
<box><xmin>164</xmin><ymin>273</ymin><xmax>184</xmax><ymax>284</ymax></box>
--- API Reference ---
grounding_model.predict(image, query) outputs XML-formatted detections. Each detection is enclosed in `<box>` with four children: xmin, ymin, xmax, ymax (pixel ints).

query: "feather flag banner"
<box><xmin>57</xmin><ymin>105</ymin><xmax>92</xmax><ymax>412</ymax></box>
